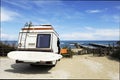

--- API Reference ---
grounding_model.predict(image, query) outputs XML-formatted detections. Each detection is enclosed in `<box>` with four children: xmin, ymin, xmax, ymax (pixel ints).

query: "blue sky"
<box><xmin>1</xmin><ymin>0</ymin><xmax>120</xmax><ymax>40</ymax></box>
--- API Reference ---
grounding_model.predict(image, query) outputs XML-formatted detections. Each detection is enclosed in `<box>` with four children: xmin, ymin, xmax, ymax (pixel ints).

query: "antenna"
<box><xmin>24</xmin><ymin>22</ymin><xmax>28</xmax><ymax>27</ymax></box>
<box><xmin>28</xmin><ymin>21</ymin><xmax>32</xmax><ymax>28</ymax></box>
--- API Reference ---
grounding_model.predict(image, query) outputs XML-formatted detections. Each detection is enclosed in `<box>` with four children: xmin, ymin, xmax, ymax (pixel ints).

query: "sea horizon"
<box><xmin>1</xmin><ymin>40</ymin><xmax>118</xmax><ymax>48</ymax></box>
<box><xmin>0</xmin><ymin>39</ymin><xmax>119</xmax><ymax>42</ymax></box>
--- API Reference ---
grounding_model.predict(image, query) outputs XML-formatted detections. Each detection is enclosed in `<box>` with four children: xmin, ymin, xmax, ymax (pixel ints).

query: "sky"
<box><xmin>1</xmin><ymin>0</ymin><xmax>120</xmax><ymax>41</ymax></box>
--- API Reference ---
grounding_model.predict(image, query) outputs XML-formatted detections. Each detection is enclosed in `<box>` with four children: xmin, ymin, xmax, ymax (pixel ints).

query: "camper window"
<box><xmin>36</xmin><ymin>34</ymin><xmax>51</xmax><ymax>48</ymax></box>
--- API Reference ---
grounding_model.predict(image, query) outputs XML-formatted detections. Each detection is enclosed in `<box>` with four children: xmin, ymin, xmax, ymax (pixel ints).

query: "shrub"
<box><xmin>110</xmin><ymin>49</ymin><xmax>120</xmax><ymax>59</ymax></box>
<box><xmin>61</xmin><ymin>46</ymin><xmax>74</xmax><ymax>58</ymax></box>
<box><xmin>110</xmin><ymin>41</ymin><xmax>120</xmax><ymax>60</ymax></box>
<box><xmin>0</xmin><ymin>41</ymin><xmax>16</xmax><ymax>56</ymax></box>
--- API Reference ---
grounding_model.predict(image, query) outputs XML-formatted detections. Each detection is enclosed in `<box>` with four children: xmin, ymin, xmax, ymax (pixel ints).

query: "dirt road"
<box><xmin>0</xmin><ymin>54</ymin><xmax>119</xmax><ymax>79</ymax></box>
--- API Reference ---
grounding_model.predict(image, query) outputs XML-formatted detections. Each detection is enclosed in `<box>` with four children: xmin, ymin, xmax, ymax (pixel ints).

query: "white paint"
<box><xmin>8</xmin><ymin>51</ymin><xmax>62</xmax><ymax>62</ymax></box>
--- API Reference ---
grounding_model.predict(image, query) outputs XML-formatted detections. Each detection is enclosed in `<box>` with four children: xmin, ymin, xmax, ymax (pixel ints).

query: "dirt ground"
<box><xmin>0</xmin><ymin>54</ymin><xmax>119</xmax><ymax>79</ymax></box>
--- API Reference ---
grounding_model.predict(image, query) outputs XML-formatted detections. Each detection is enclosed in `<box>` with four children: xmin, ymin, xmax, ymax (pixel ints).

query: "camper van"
<box><xmin>8</xmin><ymin>23</ymin><xmax>62</xmax><ymax>66</ymax></box>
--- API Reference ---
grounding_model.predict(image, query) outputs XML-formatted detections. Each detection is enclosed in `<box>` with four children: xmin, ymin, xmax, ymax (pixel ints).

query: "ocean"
<box><xmin>60</xmin><ymin>40</ymin><xmax>118</xmax><ymax>48</ymax></box>
<box><xmin>1</xmin><ymin>40</ymin><xmax>118</xmax><ymax>48</ymax></box>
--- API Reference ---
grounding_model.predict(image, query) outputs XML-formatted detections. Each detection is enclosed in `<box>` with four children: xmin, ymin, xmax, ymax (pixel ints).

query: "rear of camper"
<box><xmin>18</xmin><ymin>25</ymin><xmax>60</xmax><ymax>53</ymax></box>
<box><xmin>8</xmin><ymin>23</ymin><xmax>62</xmax><ymax>66</ymax></box>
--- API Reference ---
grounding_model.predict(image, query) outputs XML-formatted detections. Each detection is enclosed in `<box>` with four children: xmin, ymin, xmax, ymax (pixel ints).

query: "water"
<box><xmin>60</xmin><ymin>40</ymin><xmax>118</xmax><ymax>48</ymax></box>
<box><xmin>0</xmin><ymin>40</ymin><xmax>118</xmax><ymax>48</ymax></box>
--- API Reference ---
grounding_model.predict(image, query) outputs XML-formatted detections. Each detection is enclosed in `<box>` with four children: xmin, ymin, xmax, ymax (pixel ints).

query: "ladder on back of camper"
<box><xmin>20</xmin><ymin>32</ymin><xmax>26</xmax><ymax>48</ymax></box>
<box><xmin>19</xmin><ymin>22</ymin><xmax>32</xmax><ymax>48</ymax></box>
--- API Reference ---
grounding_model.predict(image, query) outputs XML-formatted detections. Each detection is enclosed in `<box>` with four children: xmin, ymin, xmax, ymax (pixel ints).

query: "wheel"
<box><xmin>58</xmin><ymin>59</ymin><xmax>60</xmax><ymax>61</ymax></box>
<box><xmin>16</xmin><ymin>60</ymin><xmax>23</xmax><ymax>63</ymax></box>
<box><xmin>51</xmin><ymin>60</ymin><xmax>57</xmax><ymax>67</ymax></box>
<box><xmin>30</xmin><ymin>64</ymin><xmax>36</xmax><ymax>66</ymax></box>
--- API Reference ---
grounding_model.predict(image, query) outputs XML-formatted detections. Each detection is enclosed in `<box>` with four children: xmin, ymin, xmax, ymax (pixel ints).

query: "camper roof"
<box><xmin>20</xmin><ymin>25</ymin><xmax>59</xmax><ymax>37</ymax></box>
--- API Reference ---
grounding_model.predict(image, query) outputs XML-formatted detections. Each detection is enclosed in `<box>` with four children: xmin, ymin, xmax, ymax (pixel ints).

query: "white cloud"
<box><xmin>3</xmin><ymin>0</ymin><xmax>32</xmax><ymax>10</ymax></box>
<box><xmin>101</xmin><ymin>15</ymin><xmax>120</xmax><ymax>23</ymax></box>
<box><xmin>60</xmin><ymin>32</ymin><xmax>94</xmax><ymax>40</ymax></box>
<box><xmin>1</xmin><ymin>27</ymin><xmax>18</xmax><ymax>40</ymax></box>
<box><xmin>116</xmin><ymin>6</ymin><xmax>120</xmax><ymax>10</ymax></box>
<box><xmin>86</xmin><ymin>9</ymin><xmax>102</xmax><ymax>13</ymax></box>
<box><xmin>112</xmin><ymin>15</ymin><xmax>120</xmax><ymax>23</ymax></box>
<box><xmin>1</xmin><ymin>7</ymin><xmax>20</xmax><ymax>22</ymax></box>
<box><xmin>60</xmin><ymin>28</ymin><xmax>119</xmax><ymax>40</ymax></box>
<box><xmin>85</xmin><ymin>26</ymin><xmax>94</xmax><ymax>30</ymax></box>
<box><xmin>94</xmin><ymin>29</ymin><xmax>119</xmax><ymax>39</ymax></box>
<box><xmin>1</xmin><ymin>33</ymin><xmax>18</xmax><ymax>40</ymax></box>
<box><xmin>33</xmin><ymin>0</ymin><xmax>63</xmax><ymax>7</ymax></box>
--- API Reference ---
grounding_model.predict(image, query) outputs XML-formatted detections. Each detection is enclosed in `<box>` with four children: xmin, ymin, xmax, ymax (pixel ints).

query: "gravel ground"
<box><xmin>0</xmin><ymin>54</ymin><xmax>119</xmax><ymax>79</ymax></box>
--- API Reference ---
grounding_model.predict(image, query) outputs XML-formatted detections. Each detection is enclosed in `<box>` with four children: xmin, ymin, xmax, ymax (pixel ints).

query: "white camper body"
<box><xmin>18</xmin><ymin>25</ymin><xmax>59</xmax><ymax>53</ymax></box>
<box><xmin>8</xmin><ymin>24</ymin><xmax>62</xmax><ymax>66</ymax></box>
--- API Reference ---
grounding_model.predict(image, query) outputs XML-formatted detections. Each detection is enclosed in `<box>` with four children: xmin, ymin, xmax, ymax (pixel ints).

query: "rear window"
<box><xmin>36</xmin><ymin>34</ymin><xmax>51</xmax><ymax>48</ymax></box>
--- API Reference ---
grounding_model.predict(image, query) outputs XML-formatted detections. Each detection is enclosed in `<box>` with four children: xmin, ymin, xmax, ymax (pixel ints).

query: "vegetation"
<box><xmin>110</xmin><ymin>41</ymin><xmax>120</xmax><ymax>60</ymax></box>
<box><xmin>61</xmin><ymin>46</ymin><xmax>74</xmax><ymax>58</ymax></box>
<box><xmin>0</xmin><ymin>41</ymin><xmax>16</xmax><ymax>56</ymax></box>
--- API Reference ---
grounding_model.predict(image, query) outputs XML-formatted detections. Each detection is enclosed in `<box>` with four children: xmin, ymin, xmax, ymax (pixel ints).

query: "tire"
<box><xmin>30</xmin><ymin>64</ymin><xmax>36</xmax><ymax>66</ymax></box>
<box><xmin>30</xmin><ymin>63</ymin><xmax>41</xmax><ymax>67</ymax></box>
<box><xmin>51</xmin><ymin>60</ymin><xmax>57</xmax><ymax>67</ymax></box>
<box><xmin>16</xmin><ymin>60</ymin><xmax>23</xmax><ymax>63</ymax></box>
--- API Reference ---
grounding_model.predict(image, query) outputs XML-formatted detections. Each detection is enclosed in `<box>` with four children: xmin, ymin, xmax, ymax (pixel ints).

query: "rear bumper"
<box><xmin>16</xmin><ymin>60</ymin><xmax>55</xmax><ymax>65</ymax></box>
